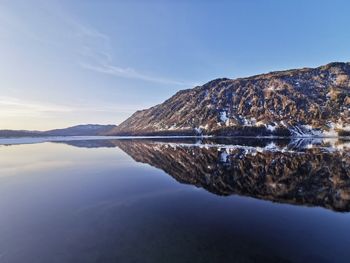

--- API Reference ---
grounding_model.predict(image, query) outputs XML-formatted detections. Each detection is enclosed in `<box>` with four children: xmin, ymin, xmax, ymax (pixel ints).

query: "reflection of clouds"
<box><xmin>0</xmin><ymin>160</ymin><xmax>74</xmax><ymax>177</ymax></box>
<box><xmin>0</xmin><ymin>142</ymin><xmax>127</xmax><ymax>178</ymax></box>
<box><xmin>0</xmin><ymin>143</ymin><xmax>73</xmax><ymax>177</ymax></box>
<box><xmin>76</xmin><ymin>188</ymin><xmax>187</xmax><ymax>214</ymax></box>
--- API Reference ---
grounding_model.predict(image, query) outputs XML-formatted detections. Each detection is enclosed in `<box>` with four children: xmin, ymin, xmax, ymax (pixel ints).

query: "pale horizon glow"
<box><xmin>1</xmin><ymin>0</ymin><xmax>350</xmax><ymax>130</ymax></box>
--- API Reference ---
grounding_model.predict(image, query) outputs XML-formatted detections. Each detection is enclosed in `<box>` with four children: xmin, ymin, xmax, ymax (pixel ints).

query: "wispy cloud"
<box><xmin>0</xmin><ymin>96</ymin><xmax>145</xmax><ymax>118</ymax></box>
<box><xmin>0</xmin><ymin>3</ymin><xmax>190</xmax><ymax>102</ymax></box>
<box><xmin>80</xmin><ymin>63</ymin><xmax>192</xmax><ymax>86</ymax></box>
<box><xmin>0</xmin><ymin>1</ymin><xmax>198</xmax><ymax>130</ymax></box>
<box><xmin>0</xmin><ymin>95</ymin><xmax>148</xmax><ymax>129</ymax></box>
<box><xmin>1</xmin><ymin>1</ymin><xmax>194</xmax><ymax>87</ymax></box>
<box><xmin>0</xmin><ymin>96</ymin><xmax>73</xmax><ymax>117</ymax></box>
<box><xmin>66</xmin><ymin>14</ymin><xmax>194</xmax><ymax>86</ymax></box>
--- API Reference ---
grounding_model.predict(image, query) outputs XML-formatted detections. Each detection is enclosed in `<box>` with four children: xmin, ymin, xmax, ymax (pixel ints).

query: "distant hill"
<box><xmin>0</xmin><ymin>124</ymin><xmax>117</xmax><ymax>137</ymax></box>
<box><xmin>0</xmin><ymin>130</ymin><xmax>42</xmax><ymax>138</ymax></box>
<box><xmin>106</xmin><ymin>62</ymin><xmax>350</xmax><ymax>137</ymax></box>
<box><xmin>43</xmin><ymin>124</ymin><xmax>117</xmax><ymax>136</ymax></box>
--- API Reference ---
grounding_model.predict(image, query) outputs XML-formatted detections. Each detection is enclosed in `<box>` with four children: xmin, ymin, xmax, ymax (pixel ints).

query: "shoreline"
<box><xmin>0</xmin><ymin>135</ymin><xmax>349</xmax><ymax>146</ymax></box>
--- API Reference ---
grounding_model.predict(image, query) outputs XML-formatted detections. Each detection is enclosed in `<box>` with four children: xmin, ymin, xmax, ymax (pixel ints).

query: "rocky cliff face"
<box><xmin>107</xmin><ymin>62</ymin><xmax>350</xmax><ymax>137</ymax></box>
<box><xmin>114</xmin><ymin>139</ymin><xmax>350</xmax><ymax>212</ymax></box>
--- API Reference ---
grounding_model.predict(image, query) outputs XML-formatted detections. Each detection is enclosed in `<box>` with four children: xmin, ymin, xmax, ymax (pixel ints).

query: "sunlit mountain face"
<box><xmin>106</xmin><ymin>63</ymin><xmax>350</xmax><ymax>137</ymax></box>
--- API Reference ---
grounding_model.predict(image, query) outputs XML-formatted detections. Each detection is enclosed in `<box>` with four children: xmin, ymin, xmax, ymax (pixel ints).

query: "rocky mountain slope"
<box><xmin>107</xmin><ymin>62</ymin><xmax>350</xmax><ymax>137</ymax></box>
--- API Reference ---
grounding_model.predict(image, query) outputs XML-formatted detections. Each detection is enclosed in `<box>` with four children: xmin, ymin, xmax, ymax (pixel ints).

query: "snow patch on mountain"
<box><xmin>219</xmin><ymin>111</ymin><xmax>228</xmax><ymax>122</ymax></box>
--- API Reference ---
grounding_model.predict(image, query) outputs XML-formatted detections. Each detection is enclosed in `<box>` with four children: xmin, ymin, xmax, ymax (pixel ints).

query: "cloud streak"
<box><xmin>80</xmin><ymin>62</ymin><xmax>193</xmax><ymax>86</ymax></box>
<box><xmin>0</xmin><ymin>96</ymin><xmax>73</xmax><ymax>116</ymax></box>
<box><xmin>0</xmin><ymin>2</ymin><xmax>198</xmax><ymax>130</ymax></box>
<box><xmin>67</xmin><ymin>15</ymin><xmax>194</xmax><ymax>86</ymax></box>
<box><xmin>0</xmin><ymin>96</ymin><xmax>147</xmax><ymax>117</ymax></box>
<box><xmin>0</xmin><ymin>95</ymin><xmax>147</xmax><ymax>129</ymax></box>
<box><xmin>1</xmin><ymin>1</ymin><xmax>193</xmax><ymax>87</ymax></box>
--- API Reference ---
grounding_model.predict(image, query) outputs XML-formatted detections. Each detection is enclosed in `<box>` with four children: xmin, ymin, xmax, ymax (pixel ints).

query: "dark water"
<box><xmin>0</xmin><ymin>137</ymin><xmax>349</xmax><ymax>263</ymax></box>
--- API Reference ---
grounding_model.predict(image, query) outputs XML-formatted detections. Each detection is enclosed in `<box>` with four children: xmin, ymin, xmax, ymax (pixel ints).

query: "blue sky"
<box><xmin>1</xmin><ymin>0</ymin><xmax>350</xmax><ymax>130</ymax></box>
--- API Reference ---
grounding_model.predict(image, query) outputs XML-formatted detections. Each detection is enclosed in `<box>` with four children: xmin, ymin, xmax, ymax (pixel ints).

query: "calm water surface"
<box><xmin>0</xmin><ymin>137</ymin><xmax>349</xmax><ymax>263</ymax></box>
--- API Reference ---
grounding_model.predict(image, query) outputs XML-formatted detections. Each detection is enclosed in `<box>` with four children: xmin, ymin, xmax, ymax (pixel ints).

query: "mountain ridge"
<box><xmin>106</xmin><ymin>62</ymin><xmax>350</xmax><ymax>137</ymax></box>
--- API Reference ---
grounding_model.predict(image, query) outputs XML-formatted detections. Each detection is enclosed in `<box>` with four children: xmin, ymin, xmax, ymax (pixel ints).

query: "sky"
<box><xmin>1</xmin><ymin>0</ymin><xmax>350</xmax><ymax>130</ymax></box>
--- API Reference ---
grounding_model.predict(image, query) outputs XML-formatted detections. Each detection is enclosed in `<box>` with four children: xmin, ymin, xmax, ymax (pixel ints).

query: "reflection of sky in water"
<box><xmin>0</xmin><ymin>140</ymin><xmax>350</xmax><ymax>263</ymax></box>
<box><xmin>0</xmin><ymin>142</ymin><xmax>132</xmax><ymax>176</ymax></box>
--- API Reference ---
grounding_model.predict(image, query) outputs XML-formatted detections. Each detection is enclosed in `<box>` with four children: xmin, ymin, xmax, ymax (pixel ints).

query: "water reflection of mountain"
<box><xmin>51</xmin><ymin>138</ymin><xmax>350</xmax><ymax>212</ymax></box>
<box><xmin>111</xmin><ymin>139</ymin><xmax>350</xmax><ymax>212</ymax></box>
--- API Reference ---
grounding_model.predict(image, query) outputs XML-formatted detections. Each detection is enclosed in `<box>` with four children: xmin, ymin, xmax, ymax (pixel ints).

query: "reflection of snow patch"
<box><xmin>267</xmin><ymin>124</ymin><xmax>276</xmax><ymax>132</ymax></box>
<box><xmin>289</xmin><ymin>125</ymin><xmax>322</xmax><ymax>137</ymax></box>
<box><xmin>220</xmin><ymin>152</ymin><xmax>229</xmax><ymax>163</ymax></box>
<box><xmin>194</xmin><ymin>127</ymin><xmax>202</xmax><ymax>134</ymax></box>
<box><xmin>324</xmin><ymin>120</ymin><xmax>350</xmax><ymax>136</ymax></box>
<box><xmin>264</xmin><ymin>142</ymin><xmax>278</xmax><ymax>151</ymax></box>
<box><xmin>323</xmin><ymin>129</ymin><xmax>337</xmax><ymax>137</ymax></box>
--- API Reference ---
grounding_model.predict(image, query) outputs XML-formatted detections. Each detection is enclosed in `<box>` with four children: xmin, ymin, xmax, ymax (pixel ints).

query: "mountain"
<box><xmin>43</xmin><ymin>124</ymin><xmax>117</xmax><ymax>136</ymax></box>
<box><xmin>0</xmin><ymin>124</ymin><xmax>117</xmax><ymax>137</ymax></box>
<box><xmin>106</xmin><ymin>62</ymin><xmax>350</xmax><ymax>137</ymax></box>
<box><xmin>0</xmin><ymin>130</ymin><xmax>42</xmax><ymax>138</ymax></box>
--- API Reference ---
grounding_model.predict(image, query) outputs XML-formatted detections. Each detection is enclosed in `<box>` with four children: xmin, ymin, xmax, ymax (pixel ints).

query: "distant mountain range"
<box><xmin>0</xmin><ymin>124</ymin><xmax>117</xmax><ymax>137</ymax></box>
<box><xmin>106</xmin><ymin>62</ymin><xmax>350</xmax><ymax>137</ymax></box>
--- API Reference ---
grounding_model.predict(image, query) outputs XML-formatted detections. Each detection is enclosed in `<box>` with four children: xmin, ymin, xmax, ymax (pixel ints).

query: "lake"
<box><xmin>0</xmin><ymin>137</ymin><xmax>349</xmax><ymax>263</ymax></box>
